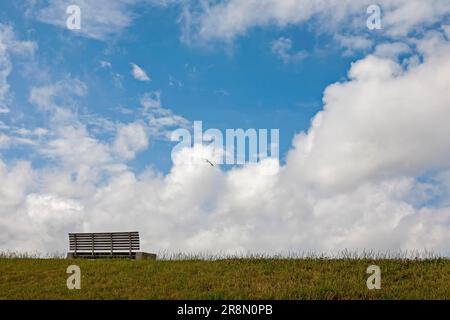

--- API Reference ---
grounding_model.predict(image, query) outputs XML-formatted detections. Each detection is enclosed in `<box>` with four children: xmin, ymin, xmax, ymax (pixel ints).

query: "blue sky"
<box><xmin>0</xmin><ymin>1</ymin><xmax>358</xmax><ymax>173</ymax></box>
<box><xmin>1</xmin><ymin>1</ymin><xmax>449</xmax><ymax>254</ymax></box>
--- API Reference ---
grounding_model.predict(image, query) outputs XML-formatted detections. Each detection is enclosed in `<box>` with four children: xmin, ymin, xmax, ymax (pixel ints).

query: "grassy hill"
<box><xmin>0</xmin><ymin>257</ymin><xmax>448</xmax><ymax>299</ymax></box>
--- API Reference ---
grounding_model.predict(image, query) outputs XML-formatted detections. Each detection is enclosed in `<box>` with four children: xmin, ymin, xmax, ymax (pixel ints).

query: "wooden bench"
<box><xmin>66</xmin><ymin>232</ymin><xmax>156</xmax><ymax>260</ymax></box>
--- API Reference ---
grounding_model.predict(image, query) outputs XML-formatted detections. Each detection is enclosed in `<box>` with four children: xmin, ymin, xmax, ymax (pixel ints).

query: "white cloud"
<box><xmin>139</xmin><ymin>91</ymin><xmax>190</xmax><ymax>139</ymax></box>
<box><xmin>0</xmin><ymin>24</ymin><xmax>37</xmax><ymax>56</ymax></box>
<box><xmin>334</xmin><ymin>34</ymin><xmax>373</xmax><ymax>56</ymax></box>
<box><xmin>34</xmin><ymin>0</ymin><xmax>139</xmax><ymax>40</ymax></box>
<box><xmin>131</xmin><ymin>63</ymin><xmax>151</xmax><ymax>82</ymax></box>
<box><xmin>271</xmin><ymin>37</ymin><xmax>307</xmax><ymax>63</ymax></box>
<box><xmin>29</xmin><ymin>77</ymin><xmax>88</xmax><ymax>112</ymax></box>
<box><xmin>444</xmin><ymin>25</ymin><xmax>450</xmax><ymax>39</ymax></box>
<box><xmin>0</xmin><ymin>134</ymin><xmax>11</xmax><ymax>149</ymax></box>
<box><xmin>182</xmin><ymin>0</ymin><xmax>450</xmax><ymax>47</ymax></box>
<box><xmin>99</xmin><ymin>60</ymin><xmax>112</xmax><ymax>69</ymax></box>
<box><xmin>27</xmin><ymin>194</ymin><xmax>83</xmax><ymax>221</ymax></box>
<box><xmin>31</xmin><ymin>0</ymin><xmax>173</xmax><ymax>40</ymax></box>
<box><xmin>285</xmin><ymin>35</ymin><xmax>450</xmax><ymax>193</ymax></box>
<box><xmin>28</xmin><ymin>79</ymin><xmax>126</xmax><ymax>186</ymax></box>
<box><xmin>0</xmin><ymin>159</ymin><xmax>32</xmax><ymax>199</ymax></box>
<box><xmin>382</xmin><ymin>0</ymin><xmax>450</xmax><ymax>37</ymax></box>
<box><xmin>114</xmin><ymin>122</ymin><xmax>149</xmax><ymax>160</ymax></box>
<box><xmin>43</xmin><ymin>125</ymin><xmax>112</xmax><ymax>168</ymax></box>
<box><xmin>373</xmin><ymin>42</ymin><xmax>411</xmax><ymax>59</ymax></box>
<box><xmin>0</xmin><ymin>24</ymin><xmax>37</xmax><ymax>112</ymax></box>
<box><xmin>0</xmin><ymin>106</ymin><xmax>10</xmax><ymax>114</ymax></box>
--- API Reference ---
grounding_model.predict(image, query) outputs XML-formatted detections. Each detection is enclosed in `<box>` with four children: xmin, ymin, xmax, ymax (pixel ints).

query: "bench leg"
<box><xmin>135</xmin><ymin>252</ymin><xmax>157</xmax><ymax>260</ymax></box>
<box><xmin>66</xmin><ymin>252</ymin><xmax>75</xmax><ymax>259</ymax></box>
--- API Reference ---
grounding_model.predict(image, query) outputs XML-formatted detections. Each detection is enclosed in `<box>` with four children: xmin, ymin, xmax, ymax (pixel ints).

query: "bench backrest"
<box><xmin>69</xmin><ymin>232</ymin><xmax>140</xmax><ymax>255</ymax></box>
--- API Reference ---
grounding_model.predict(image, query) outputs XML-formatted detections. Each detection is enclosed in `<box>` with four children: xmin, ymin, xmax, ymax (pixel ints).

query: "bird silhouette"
<box><xmin>204</xmin><ymin>158</ymin><xmax>215</xmax><ymax>167</ymax></box>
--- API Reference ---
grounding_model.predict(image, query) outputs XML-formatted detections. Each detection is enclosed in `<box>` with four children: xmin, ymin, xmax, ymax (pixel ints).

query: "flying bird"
<box><xmin>204</xmin><ymin>158</ymin><xmax>215</xmax><ymax>167</ymax></box>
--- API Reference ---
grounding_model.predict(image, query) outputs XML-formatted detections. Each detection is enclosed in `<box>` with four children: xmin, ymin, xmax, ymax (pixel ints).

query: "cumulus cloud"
<box><xmin>131</xmin><ymin>63</ymin><xmax>151</xmax><ymax>82</ymax></box>
<box><xmin>0</xmin><ymin>134</ymin><xmax>11</xmax><ymax>149</ymax></box>
<box><xmin>43</xmin><ymin>125</ymin><xmax>112</xmax><ymax>169</ymax></box>
<box><xmin>286</xmin><ymin>36</ymin><xmax>450</xmax><ymax>192</ymax></box>
<box><xmin>27</xmin><ymin>80</ymin><xmax>125</xmax><ymax>192</ymax></box>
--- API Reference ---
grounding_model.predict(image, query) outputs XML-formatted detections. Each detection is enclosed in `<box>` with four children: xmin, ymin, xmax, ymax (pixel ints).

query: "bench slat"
<box><xmin>70</xmin><ymin>246</ymin><xmax>139</xmax><ymax>250</ymax></box>
<box><xmin>69</xmin><ymin>233</ymin><xmax>139</xmax><ymax>238</ymax></box>
<box><xmin>69</xmin><ymin>239</ymin><xmax>139</xmax><ymax>242</ymax></box>
<box><xmin>69</xmin><ymin>240</ymin><xmax>140</xmax><ymax>244</ymax></box>
<box><xmin>69</xmin><ymin>245</ymin><xmax>141</xmax><ymax>248</ymax></box>
<box><xmin>69</xmin><ymin>236</ymin><xmax>140</xmax><ymax>239</ymax></box>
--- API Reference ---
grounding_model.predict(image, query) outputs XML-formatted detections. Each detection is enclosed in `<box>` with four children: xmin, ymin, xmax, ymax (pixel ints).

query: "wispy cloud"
<box><xmin>182</xmin><ymin>0</ymin><xmax>450</xmax><ymax>51</ymax></box>
<box><xmin>334</xmin><ymin>34</ymin><xmax>373</xmax><ymax>56</ymax></box>
<box><xmin>32</xmin><ymin>0</ymin><xmax>138</xmax><ymax>40</ymax></box>
<box><xmin>0</xmin><ymin>106</ymin><xmax>10</xmax><ymax>114</ymax></box>
<box><xmin>0</xmin><ymin>24</ymin><xmax>37</xmax><ymax>112</ymax></box>
<box><xmin>271</xmin><ymin>37</ymin><xmax>307</xmax><ymax>64</ymax></box>
<box><xmin>139</xmin><ymin>91</ymin><xmax>190</xmax><ymax>139</ymax></box>
<box><xmin>99</xmin><ymin>60</ymin><xmax>112</xmax><ymax>69</ymax></box>
<box><xmin>30</xmin><ymin>0</ymin><xmax>176</xmax><ymax>40</ymax></box>
<box><xmin>131</xmin><ymin>63</ymin><xmax>151</xmax><ymax>82</ymax></box>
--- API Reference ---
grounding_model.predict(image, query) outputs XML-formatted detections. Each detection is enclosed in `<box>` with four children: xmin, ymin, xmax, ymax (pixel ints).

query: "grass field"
<box><xmin>0</xmin><ymin>256</ymin><xmax>449</xmax><ymax>300</ymax></box>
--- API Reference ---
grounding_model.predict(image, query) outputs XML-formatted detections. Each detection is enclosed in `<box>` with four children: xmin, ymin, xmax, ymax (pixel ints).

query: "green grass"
<box><xmin>0</xmin><ymin>257</ymin><xmax>448</xmax><ymax>300</ymax></box>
